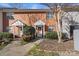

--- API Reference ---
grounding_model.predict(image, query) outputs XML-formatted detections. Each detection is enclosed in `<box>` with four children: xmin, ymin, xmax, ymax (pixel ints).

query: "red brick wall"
<box><xmin>3</xmin><ymin>12</ymin><xmax>9</xmax><ymax>32</ymax></box>
<box><xmin>8</xmin><ymin>12</ymin><xmax>57</xmax><ymax>32</ymax></box>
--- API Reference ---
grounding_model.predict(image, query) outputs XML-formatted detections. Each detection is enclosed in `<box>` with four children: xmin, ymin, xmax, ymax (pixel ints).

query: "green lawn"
<box><xmin>26</xmin><ymin>44</ymin><xmax>59</xmax><ymax>56</ymax></box>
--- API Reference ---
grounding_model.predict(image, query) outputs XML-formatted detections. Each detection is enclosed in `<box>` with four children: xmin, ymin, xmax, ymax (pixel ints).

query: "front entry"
<box><xmin>12</xmin><ymin>26</ymin><xmax>23</xmax><ymax>37</ymax></box>
<box><xmin>34</xmin><ymin>20</ymin><xmax>45</xmax><ymax>38</ymax></box>
<box><xmin>36</xmin><ymin>25</ymin><xmax>43</xmax><ymax>38</ymax></box>
<box><xmin>11</xmin><ymin>20</ymin><xmax>24</xmax><ymax>37</ymax></box>
<box><xmin>17</xmin><ymin>26</ymin><xmax>23</xmax><ymax>37</ymax></box>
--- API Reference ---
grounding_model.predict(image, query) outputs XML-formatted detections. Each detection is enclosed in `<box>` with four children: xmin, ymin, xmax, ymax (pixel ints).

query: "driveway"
<box><xmin>0</xmin><ymin>39</ymin><xmax>43</xmax><ymax>56</ymax></box>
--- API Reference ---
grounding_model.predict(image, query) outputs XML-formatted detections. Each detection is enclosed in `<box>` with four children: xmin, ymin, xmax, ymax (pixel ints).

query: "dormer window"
<box><xmin>6</xmin><ymin>12</ymin><xmax>14</xmax><ymax>20</ymax></box>
<box><xmin>47</xmin><ymin>12</ymin><xmax>53</xmax><ymax>19</ymax></box>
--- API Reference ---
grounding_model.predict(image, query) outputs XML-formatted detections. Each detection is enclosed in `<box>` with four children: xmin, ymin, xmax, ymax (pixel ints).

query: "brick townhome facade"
<box><xmin>0</xmin><ymin>8</ymin><xmax>79</xmax><ymax>38</ymax></box>
<box><xmin>0</xmin><ymin>8</ymin><xmax>58</xmax><ymax>37</ymax></box>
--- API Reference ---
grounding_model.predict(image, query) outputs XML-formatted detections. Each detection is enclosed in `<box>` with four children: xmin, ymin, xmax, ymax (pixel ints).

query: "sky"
<box><xmin>0</xmin><ymin>3</ymin><xmax>49</xmax><ymax>9</ymax></box>
<box><xmin>0</xmin><ymin>3</ymin><xmax>79</xmax><ymax>9</ymax></box>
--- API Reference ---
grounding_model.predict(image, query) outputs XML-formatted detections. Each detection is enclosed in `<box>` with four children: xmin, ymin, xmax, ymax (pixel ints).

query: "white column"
<box><xmin>43</xmin><ymin>25</ymin><xmax>45</xmax><ymax>36</ymax></box>
<box><xmin>13</xmin><ymin>25</ymin><xmax>15</xmax><ymax>39</ymax></box>
<box><xmin>34</xmin><ymin>25</ymin><xmax>37</xmax><ymax>37</ymax></box>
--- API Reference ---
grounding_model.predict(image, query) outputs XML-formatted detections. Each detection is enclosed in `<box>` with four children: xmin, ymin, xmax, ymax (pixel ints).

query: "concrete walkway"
<box><xmin>0</xmin><ymin>39</ymin><xmax>43</xmax><ymax>56</ymax></box>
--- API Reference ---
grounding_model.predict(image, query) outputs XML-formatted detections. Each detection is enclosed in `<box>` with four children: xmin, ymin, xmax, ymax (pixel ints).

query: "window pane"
<box><xmin>47</xmin><ymin>13</ymin><xmax>53</xmax><ymax>19</ymax></box>
<box><xmin>48</xmin><ymin>25</ymin><xmax>55</xmax><ymax>32</ymax></box>
<box><xmin>48</xmin><ymin>26</ymin><xmax>53</xmax><ymax>32</ymax></box>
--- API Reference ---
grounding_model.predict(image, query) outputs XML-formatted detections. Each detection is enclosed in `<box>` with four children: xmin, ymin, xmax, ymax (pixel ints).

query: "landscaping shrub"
<box><xmin>45</xmin><ymin>31</ymin><xmax>68</xmax><ymax>40</ymax></box>
<box><xmin>0</xmin><ymin>32</ymin><xmax>13</xmax><ymax>45</ymax></box>
<box><xmin>29</xmin><ymin>26</ymin><xmax>35</xmax><ymax>39</ymax></box>
<box><xmin>29</xmin><ymin>26</ymin><xmax>35</xmax><ymax>35</ymax></box>
<box><xmin>62</xmin><ymin>33</ymin><xmax>68</xmax><ymax>39</ymax></box>
<box><xmin>23</xmin><ymin>25</ymin><xmax>30</xmax><ymax>35</ymax></box>
<box><xmin>22</xmin><ymin>35</ymin><xmax>31</xmax><ymax>42</ymax></box>
<box><xmin>23</xmin><ymin>25</ymin><xmax>35</xmax><ymax>36</ymax></box>
<box><xmin>0</xmin><ymin>32</ymin><xmax>13</xmax><ymax>38</ymax></box>
<box><xmin>0</xmin><ymin>32</ymin><xmax>3</xmax><ymax>40</ymax></box>
<box><xmin>3</xmin><ymin>32</ymin><xmax>13</xmax><ymax>38</ymax></box>
<box><xmin>22</xmin><ymin>25</ymin><xmax>35</xmax><ymax>42</ymax></box>
<box><xmin>45</xmin><ymin>31</ymin><xmax>58</xmax><ymax>39</ymax></box>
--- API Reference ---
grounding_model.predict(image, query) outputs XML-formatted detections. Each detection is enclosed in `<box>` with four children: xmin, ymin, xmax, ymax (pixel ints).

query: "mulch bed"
<box><xmin>39</xmin><ymin>39</ymin><xmax>74</xmax><ymax>51</ymax></box>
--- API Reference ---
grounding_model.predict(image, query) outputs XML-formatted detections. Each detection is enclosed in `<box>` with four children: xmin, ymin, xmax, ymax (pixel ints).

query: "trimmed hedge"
<box><xmin>22</xmin><ymin>25</ymin><xmax>35</xmax><ymax>42</ymax></box>
<box><xmin>45</xmin><ymin>32</ymin><xmax>58</xmax><ymax>39</ymax></box>
<box><xmin>0</xmin><ymin>32</ymin><xmax>13</xmax><ymax>45</ymax></box>
<box><xmin>45</xmin><ymin>32</ymin><xmax>68</xmax><ymax>40</ymax></box>
<box><xmin>23</xmin><ymin>25</ymin><xmax>35</xmax><ymax>36</ymax></box>
<box><xmin>0</xmin><ymin>32</ymin><xmax>13</xmax><ymax>39</ymax></box>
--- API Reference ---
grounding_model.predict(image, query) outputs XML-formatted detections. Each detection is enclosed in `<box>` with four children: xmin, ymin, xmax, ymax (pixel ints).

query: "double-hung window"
<box><xmin>47</xmin><ymin>12</ymin><xmax>53</xmax><ymax>19</ymax></box>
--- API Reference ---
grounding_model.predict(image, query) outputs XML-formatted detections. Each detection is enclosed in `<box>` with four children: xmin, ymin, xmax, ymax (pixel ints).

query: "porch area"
<box><xmin>9</xmin><ymin>20</ymin><xmax>24</xmax><ymax>37</ymax></box>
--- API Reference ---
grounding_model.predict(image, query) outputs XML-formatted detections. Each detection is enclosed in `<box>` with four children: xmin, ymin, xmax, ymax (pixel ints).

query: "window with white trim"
<box><xmin>48</xmin><ymin>25</ymin><xmax>54</xmax><ymax>32</ymax></box>
<box><xmin>47</xmin><ymin>12</ymin><xmax>53</xmax><ymax>19</ymax></box>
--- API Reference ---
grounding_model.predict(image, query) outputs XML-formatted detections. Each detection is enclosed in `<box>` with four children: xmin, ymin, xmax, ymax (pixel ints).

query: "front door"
<box><xmin>36</xmin><ymin>25</ymin><xmax>43</xmax><ymax>38</ymax></box>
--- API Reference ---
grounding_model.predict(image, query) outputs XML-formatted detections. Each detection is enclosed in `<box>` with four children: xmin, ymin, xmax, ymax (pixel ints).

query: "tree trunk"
<box><xmin>56</xmin><ymin>16</ymin><xmax>62</xmax><ymax>43</ymax></box>
<box><xmin>55</xmin><ymin>7</ymin><xmax>62</xmax><ymax>43</ymax></box>
<box><xmin>57</xmin><ymin>11</ymin><xmax>62</xmax><ymax>43</ymax></box>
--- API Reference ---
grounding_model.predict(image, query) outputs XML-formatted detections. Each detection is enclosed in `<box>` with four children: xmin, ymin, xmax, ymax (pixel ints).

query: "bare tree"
<box><xmin>41</xmin><ymin>3</ymin><xmax>79</xmax><ymax>43</ymax></box>
<box><xmin>41</xmin><ymin>3</ymin><xmax>62</xmax><ymax>43</ymax></box>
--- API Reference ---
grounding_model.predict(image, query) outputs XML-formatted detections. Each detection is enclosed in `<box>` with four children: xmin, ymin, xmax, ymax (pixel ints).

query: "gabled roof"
<box><xmin>11</xmin><ymin>20</ymin><xmax>24</xmax><ymax>26</ymax></box>
<box><xmin>34</xmin><ymin>20</ymin><xmax>45</xmax><ymax>26</ymax></box>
